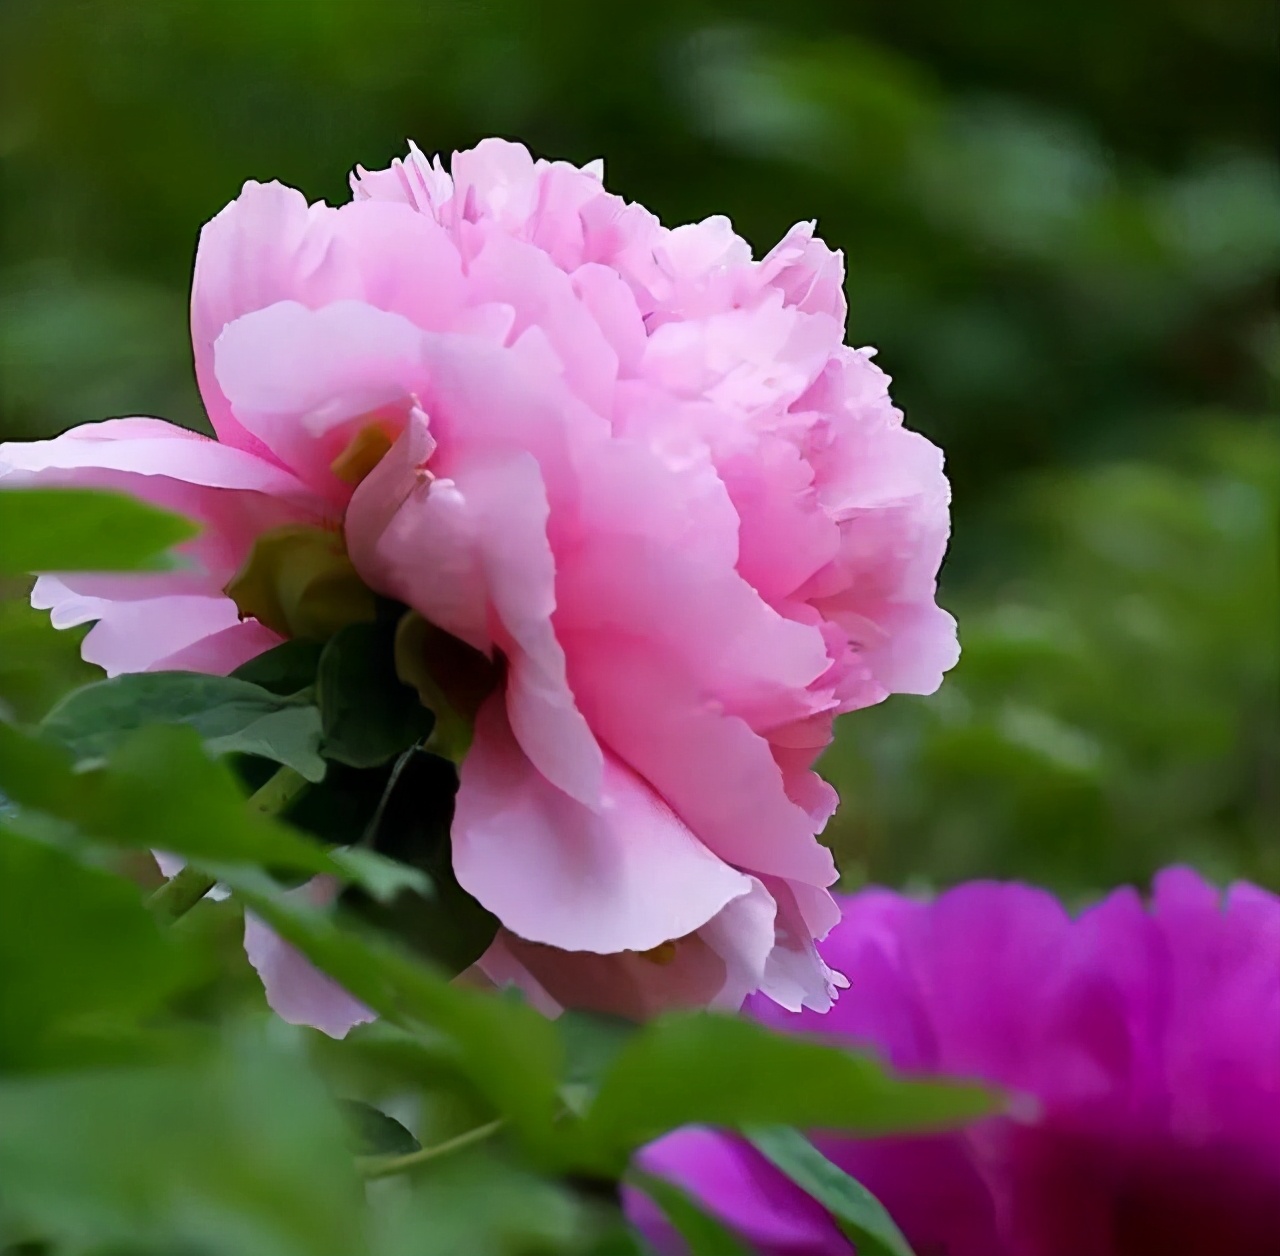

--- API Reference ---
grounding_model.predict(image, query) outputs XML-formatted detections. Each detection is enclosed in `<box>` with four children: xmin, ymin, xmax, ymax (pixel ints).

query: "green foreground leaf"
<box><xmin>0</xmin><ymin>486</ymin><xmax>197</xmax><ymax>574</ymax></box>
<box><xmin>0</xmin><ymin>825</ymin><xmax>188</xmax><ymax>1069</ymax></box>
<box><xmin>627</xmin><ymin>1172</ymin><xmax>751</xmax><ymax>1256</ymax></box>
<box><xmin>748</xmin><ymin>1125</ymin><xmax>916</xmax><ymax>1256</ymax></box>
<box><xmin>0</xmin><ymin>1035</ymin><xmax>366</xmax><ymax>1256</ymax></box>
<box><xmin>0</xmin><ymin>722</ymin><xmax>336</xmax><ymax>875</ymax></box>
<box><xmin>338</xmin><ymin>1098</ymin><xmax>421</xmax><ymax>1157</ymax></box>
<box><xmin>583</xmin><ymin>1013</ymin><xmax>997</xmax><ymax>1170</ymax></box>
<box><xmin>217</xmin><ymin>868</ymin><xmax>568</xmax><ymax>1158</ymax></box>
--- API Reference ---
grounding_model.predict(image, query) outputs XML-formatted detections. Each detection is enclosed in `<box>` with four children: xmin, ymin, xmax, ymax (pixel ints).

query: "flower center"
<box><xmin>638</xmin><ymin>940</ymin><xmax>679</xmax><ymax>966</ymax></box>
<box><xmin>330</xmin><ymin>423</ymin><xmax>396</xmax><ymax>486</ymax></box>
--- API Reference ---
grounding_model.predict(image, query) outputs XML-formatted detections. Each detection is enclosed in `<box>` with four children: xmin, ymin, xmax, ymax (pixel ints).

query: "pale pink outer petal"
<box><xmin>757</xmin><ymin>877</ymin><xmax>848</xmax><ymax>1014</ymax></box>
<box><xmin>243</xmin><ymin>878</ymin><xmax>375</xmax><ymax>1040</ymax></box>
<box><xmin>433</xmin><ymin>453</ymin><xmax>603</xmax><ymax>808</ymax></box>
<box><xmin>0</xmin><ymin>417</ymin><xmax>311</xmax><ymax>497</ymax></box>
<box><xmin>351</xmin><ymin>446</ymin><xmax>605</xmax><ymax>806</ymax></box>
<box><xmin>58</xmin><ymin>593</ymin><xmax>249</xmax><ymax>677</ymax></box>
<box><xmin>1</xmin><ymin>418</ymin><xmax>316</xmax><ymax>676</ymax></box>
<box><xmin>153</xmin><ymin>620</ymin><xmax>283</xmax><ymax>674</ymax></box>
<box><xmin>455</xmin><ymin>696</ymin><xmax>753</xmax><ymax>954</ymax></box>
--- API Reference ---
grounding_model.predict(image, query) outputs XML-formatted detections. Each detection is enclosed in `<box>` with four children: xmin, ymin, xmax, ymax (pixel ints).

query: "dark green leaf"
<box><xmin>0</xmin><ymin>722</ymin><xmax>335</xmax><ymax>876</ymax></box>
<box><xmin>583</xmin><ymin>1013</ymin><xmax>996</xmax><ymax>1170</ymax></box>
<box><xmin>338</xmin><ymin>1099</ymin><xmax>421</xmax><ymax>1157</ymax></box>
<box><xmin>41</xmin><ymin>671</ymin><xmax>327</xmax><ymax>782</ymax></box>
<box><xmin>747</xmin><ymin>1125</ymin><xmax>916</xmax><ymax>1256</ymax></box>
<box><xmin>232</xmin><ymin>639</ymin><xmax>325</xmax><ymax>697</ymax></box>
<box><xmin>348</xmin><ymin>749</ymin><xmax>498</xmax><ymax>973</ymax></box>
<box><xmin>0</xmin><ymin>487</ymin><xmax>198</xmax><ymax>575</ymax></box>
<box><xmin>276</xmin><ymin>758</ymin><xmax>396</xmax><ymax>849</ymax></box>
<box><xmin>558</xmin><ymin>1012</ymin><xmax>638</xmax><ymax>1115</ymax></box>
<box><xmin>0</xmin><ymin>825</ymin><xmax>188</xmax><ymax>1069</ymax></box>
<box><xmin>626</xmin><ymin>1172</ymin><xmax>751</xmax><ymax>1256</ymax></box>
<box><xmin>317</xmin><ymin>622</ymin><xmax>433</xmax><ymax>768</ymax></box>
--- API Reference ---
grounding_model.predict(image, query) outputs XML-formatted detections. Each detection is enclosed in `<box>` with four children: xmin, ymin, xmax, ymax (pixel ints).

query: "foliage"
<box><xmin>0</xmin><ymin>1</ymin><xmax>1275</xmax><ymax>1250</ymax></box>
<box><xmin>826</xmin><ymin>419</ymin><xmax>1280</xmax><ymax>894</ymax></box>
<box><xmin>0</xmin><ymin>486</ymin><xmax>994</xmax><ymax>1254</ymax></box>
<box><xmin>1</xmin><ymin>0</ymin><xmax>1274</xmax><ymax>894</ymax></box>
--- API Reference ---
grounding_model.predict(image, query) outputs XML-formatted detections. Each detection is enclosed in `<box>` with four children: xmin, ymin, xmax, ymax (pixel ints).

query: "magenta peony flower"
<box><xmin>634</xmin><ymin>868</ymin><xmax>1280</xmax><ymax>1255</ymax></box>
<box><xmin>0</xmin><ymin>140</ymin><xmax>956</xmax><ymax>1026</ymax></box>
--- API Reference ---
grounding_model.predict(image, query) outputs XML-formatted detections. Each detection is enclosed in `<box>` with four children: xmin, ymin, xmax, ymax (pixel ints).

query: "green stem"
<box><xmin>146</xmin><ymin>765</ymin><xmax>310</xmax><ymax>924</ymax></box>
<box><xmin>355</xmin><ymin>1119</ymin><xmax>505</xmax><ymax>1180</ymax></box>
<box><xmin>245</xmin><ymin>764</ymin><xmax>310</xmax><ymax>816</ymax></box>
<box><xmin>146</xmin><ymin>864</ymin><xmax>219</xmax><ymax>923</ymax></box>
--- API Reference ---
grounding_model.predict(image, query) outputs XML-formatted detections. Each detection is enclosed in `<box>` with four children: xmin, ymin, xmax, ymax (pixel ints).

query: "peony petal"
<box><xmin>492</xmin><ymin>932</ymin><xmax>732</xmax><ymax>1022</ymax></box>
<box><xmin>454</xmin><ymin>696</ymin><xmax>753</xmax><ymax>954</ymax></box>
<box><xmin>213</xmin><ymin>300</ymin><xmax>432</xmax><ymax>501</ymax></box>
<box><xmin>193</xmin><ymin>182</ymin><xmax>465</xmax><ymax>451</ymax></box>
<box><xmin>77</xmin><ymin>595</ymin><xmax>249</xmax><ymax>677</ymax></box>
<box><xmin>243</xmin><ymin>878</ymin><xmax>375</xmax><ymax>1040</ymax></box>
<box><xmin>2</xmin><ymin>417</ymin><xmax>319</xmax><ymax>677</ymax></box>
<box><xmin>565</xmin><ymin>632</ymin><xmax>838</xmax><ymax>890</ymax></box>
<box><xmin>0</xmin><ymin>417</ymin><xmax>312</xmax><ymax>499</ymax></box>
<box><xmin>632</xmin><ymin>1128</ymin><xmax>844</xmax><ymax>1255</ymax></box>
<box><xmin>351</xmin><ymin>433</ymin><xmax>603</xmax><ymax>807</ymax></box>
<box><xmin>154</xmin><ymin>619</ymin><xmax>283</xmax><ymax>674</ymax></box>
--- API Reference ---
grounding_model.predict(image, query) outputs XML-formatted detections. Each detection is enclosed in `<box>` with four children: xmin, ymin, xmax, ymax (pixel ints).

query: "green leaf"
<box><xmin>317</xmin><ymin>621</ymin><xmax>434</xmax><ymax>768</ymax></box>
<box><xmin>348</xmin><ymin>749</ymin><xmax>498</xmax><ymax>973</ymax></box>
<box><xmin>558</xmin><ymin>1011</ymin><xmax>637</xmax><ymax>1115</ymax></box>
<box><xmin>232</xmin><ymin>638</ymin><xmax>325</xmax><ymax>697</ymax></box>
<box><xmin>582</xmin><ymin>1013</ymin><xmax>996</xmax><ymax>1170</ymax></box>
<box><xmin>41</xmin><ymin>671</ymin><xmax>327</xmax><ymax>782</ymax></box>
<box><xmin>338</xmin><ymin>1099</ymin><xmax>421</xmax><ymax>1157</ymax></box>
<box><xmin>329</xmin><ymin>846</ymin><xmax>432</xmax><ymax>904</ymax></box>
<box><xmin>312</xmin><ymin>1020</ymin><xmax>473</xmax><ymax>1097</ymax></box>
<box><xmin>747</xmin><ymin>1125</ymin><xmax>916</xmax><ymax>1256</ymax></box>
<box><xmin>271</xmin><ymin>757</ymin><xmax>397</xmax><ymax>849</ymax></box>
<box><xmin>0</xmin><ymin>722</ymin><xmax>336</xmax><ymax>876</ymax></box>
<box><xmin>215</xmin><ymin>868</ymin><xmax>566</xmax><ymax>1159</ymax></box>
<box><xmin>0</xmin><ymin>1032</ymin><xmax>367</xmax><ymax>1255</ymax></box>
<box><xmin>0</xmin><ymin>487</ymin><xmax>197</xmax><ymax>574</ymax></box>
<box><xmin>0</xmin><ymin>825</ymin><xmax>188</xmax><ymax>1069</ymax></box>
<box><xmin>626</xmin><ymin>1172</ymin><xmax>751</xmax><ymax>1256</ymax></box>
<box><xmin>0</xmin><ymin>598</ymin><xmax>97</xmax><ymax>723</ymax></box>
<box><xmin>371</xmin><ymin>1150</ymin><xmax>587</xmax><ymax>1256</ymax></box>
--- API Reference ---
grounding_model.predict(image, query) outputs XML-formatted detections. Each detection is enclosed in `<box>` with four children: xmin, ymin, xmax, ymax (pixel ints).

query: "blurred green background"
<box><xmin>2</xmin><ymin>0</ymin><xmax>1276</xmax><ymax>894</ymax></box>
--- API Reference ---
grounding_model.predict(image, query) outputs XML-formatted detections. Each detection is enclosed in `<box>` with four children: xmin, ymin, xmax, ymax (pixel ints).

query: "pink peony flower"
<box><xmin>633</xmin><ymin>869</ymin><xmax>1280</xmax><ymax>1255</ymax></box>
<box><xmin>0</xmin><ymin>140</ymin><xmax>956</xmax><ymax>1027</ymax></box>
